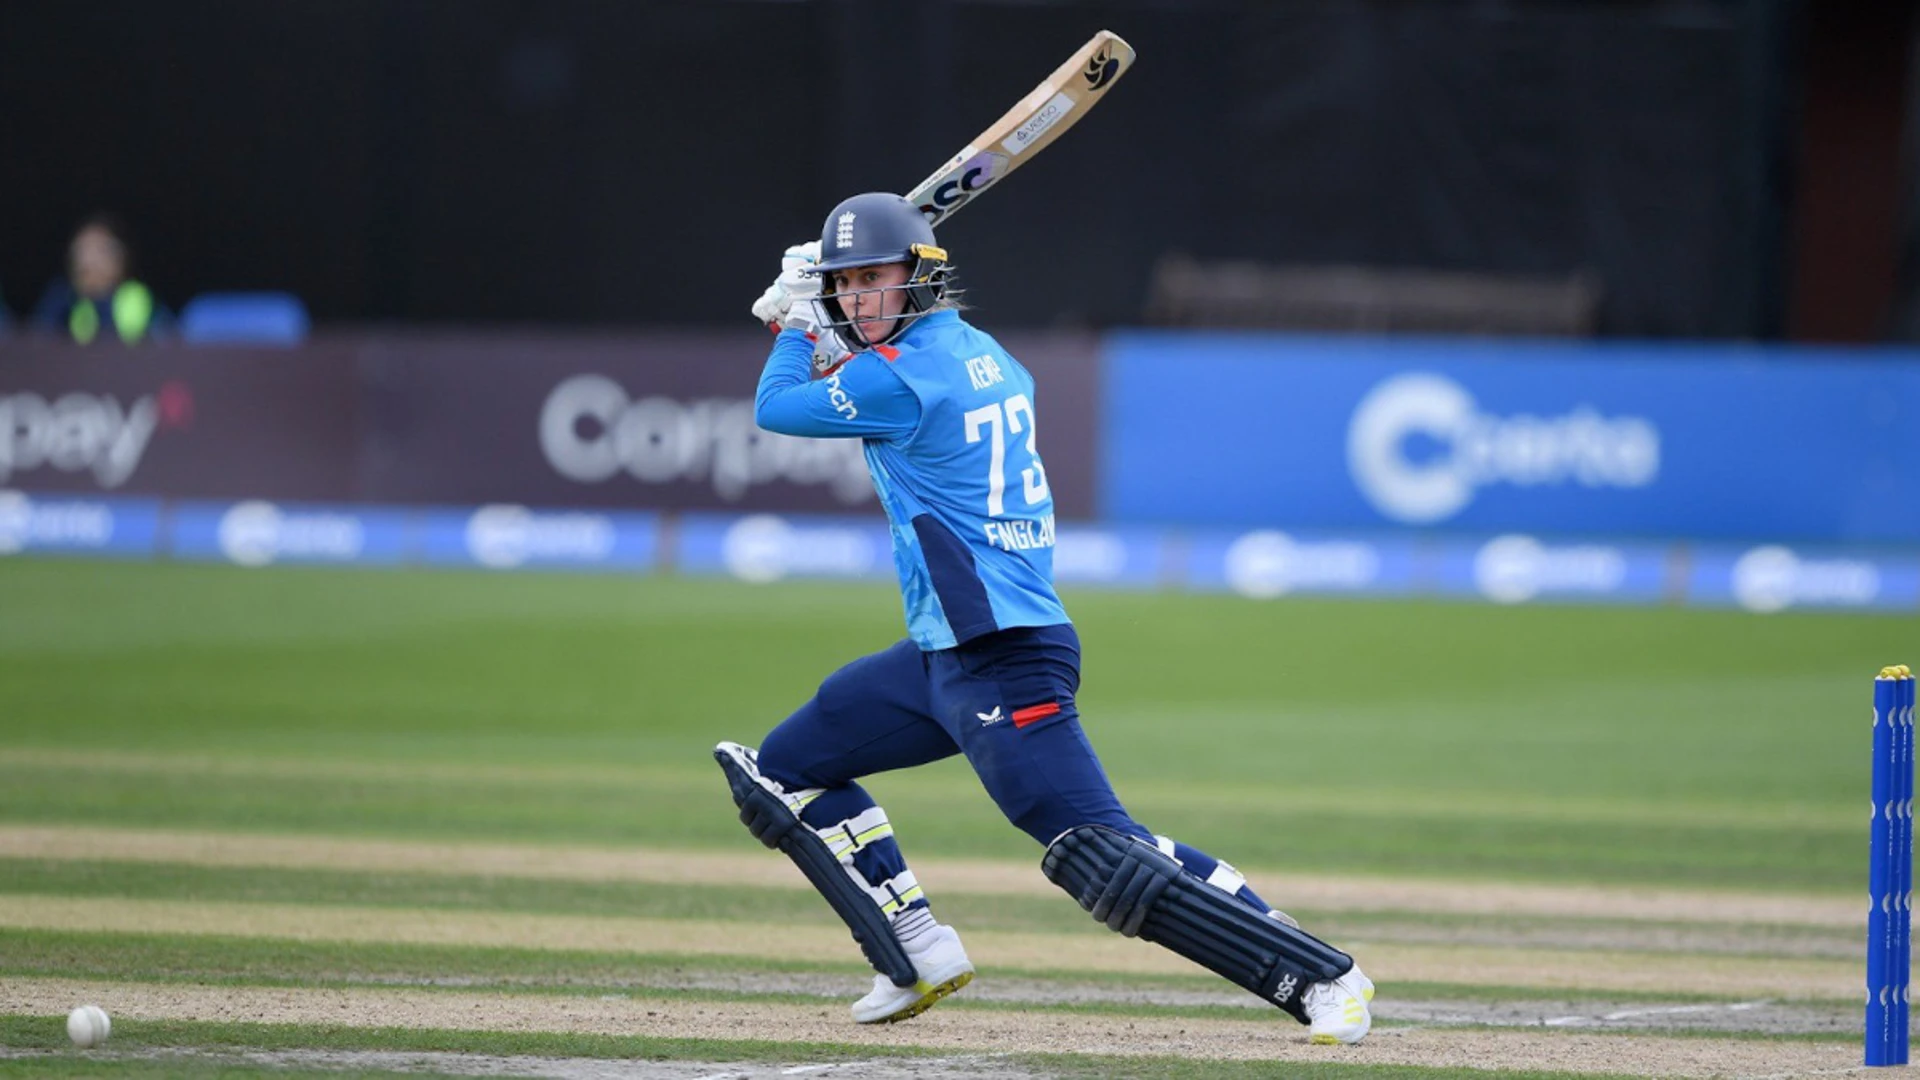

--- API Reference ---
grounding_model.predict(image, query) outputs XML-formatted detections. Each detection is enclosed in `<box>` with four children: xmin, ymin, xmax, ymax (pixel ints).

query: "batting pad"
<box><xmin>714</xmin><ymin>743</ymin><xmax>917</xmax><ymax>988</ymax></box>
<box><xmin>1042</xmin><ymin>824</ymin><xmax>1352</xmax><ymax>1023</ymax></box>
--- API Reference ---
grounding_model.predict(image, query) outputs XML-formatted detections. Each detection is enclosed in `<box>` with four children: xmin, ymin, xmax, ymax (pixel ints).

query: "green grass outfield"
<box><xmin>0</xmin><ymin>560</ymin><xmax>1905</xmax><ymax>887</ymax></box>
<box><xmin>0</xmin><ymin>558</ymin><xmax>1911</xmax><ymax>1078</ymax></box>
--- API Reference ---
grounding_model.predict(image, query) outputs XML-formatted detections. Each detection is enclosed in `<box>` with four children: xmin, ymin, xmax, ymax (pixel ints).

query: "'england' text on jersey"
<box><xmin>983</xmin><ymin>514</ymin><xmax>1055</xmax><ymax>552</ymax></box>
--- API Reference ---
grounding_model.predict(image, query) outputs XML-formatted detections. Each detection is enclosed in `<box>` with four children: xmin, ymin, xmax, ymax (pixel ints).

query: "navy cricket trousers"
<box><xmin>758</xmin><ymin>624</ymin><xmax>1142</xmax><ymax>847</ymax></box>
<box><xmin>753</xmin><ymin>623</ymin><xmax>1277</xmax><ymax>922</ymax></box>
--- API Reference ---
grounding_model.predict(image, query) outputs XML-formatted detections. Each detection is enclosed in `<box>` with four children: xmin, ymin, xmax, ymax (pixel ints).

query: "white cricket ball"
<box><xmin>66</xmin><ymin>1004</ymin><xmax>110</xmax><ymax>1048</ymax></box>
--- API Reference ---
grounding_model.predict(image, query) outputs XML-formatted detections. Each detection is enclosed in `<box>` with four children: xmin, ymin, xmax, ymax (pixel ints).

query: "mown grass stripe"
<box><xmin>0</xmin><ymin>857</ymin><xmax>1861</xmax><ymax>960</ymax></box>
<box><xmin>0</xmin><ymin>857</ymin><xmax>1076</xmax><ymax>933</ymax></box>
<box><xmin>0</xmin><ymin>1014</ymin><xmax>940</xmax><ymax>1069</ymax></box>
<box><xmin>0</xmin><ymin>928</ymin><xmax>1800</xmax><ymax>1010</ymax></box>
<box><xmin>0</xmin><ymin>1017</ymin><xmax>1648</xmax><ymax>1080</ymax></box>
<box><xmin>0</xmin><ymin>764</ymin><xmax>1859</xmax><ymax>892</ymax></box>
<box><xmin>0</xmin><ymin>977</ymin><xmax>1863</xmax><ymax>1077</ymax></box>
<box><xmin>0</xmin><ymin>1054</ymin><xmax>477</xmax><ymax>1079</ymax></box>
<box><xmin>0</xmin><ymin>895</ymin><xmax>1862</xmax><ymax>998</ymax></box>
<box><xmin>8</xmin><ymin>924</ymin><xmax>1850</xmax><ymax>1032</ymax></box>
<box><xmin>0</xmin><ymin>747</ymin><xmax>1854</xmax><ymax>833</ymax></box>
<box><xmin>0</xmin><ymin>825</ymin><xmax>1860</xmax><ymax>929</ymax></box>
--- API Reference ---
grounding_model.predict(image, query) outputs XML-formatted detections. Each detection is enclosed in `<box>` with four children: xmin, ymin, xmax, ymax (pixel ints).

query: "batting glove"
<box><xmin>748</xmin><ymin>241</ymin><xmax>852</xmax><ymax>374</ymax></box>
<box><xmin>794</xmin><ymin>300</ymin><xmax>853</xmax><ymax>375</ymax></box>
<box><xmin>750</xmin><ymin>240</ymin><xmax>824</xmax><ymax>328</ymax></box>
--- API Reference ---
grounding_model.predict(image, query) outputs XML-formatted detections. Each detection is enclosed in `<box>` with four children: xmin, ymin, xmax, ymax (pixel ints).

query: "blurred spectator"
<box><xmin>32</xmin><ymin>213</ymin><xmax>174</xmax><ymax>345</ymax></box>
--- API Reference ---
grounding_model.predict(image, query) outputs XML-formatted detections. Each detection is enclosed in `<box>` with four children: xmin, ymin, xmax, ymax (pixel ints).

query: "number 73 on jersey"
<box><xmin>964</xmin><ymin>394</ymin><xmax>1050</xmax><ymax>517</ymax></box>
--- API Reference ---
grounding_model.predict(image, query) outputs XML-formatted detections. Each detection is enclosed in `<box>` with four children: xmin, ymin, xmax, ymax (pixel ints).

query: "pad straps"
<box><xmin>715</xmin><ymin>743</ymin><xmax>918</xmax><ymax>988</ymax></box>
<box><xmin>1043</xmin><ymin>824</ymin><xmax>1351</xmax><ymax>1023</ymax></box>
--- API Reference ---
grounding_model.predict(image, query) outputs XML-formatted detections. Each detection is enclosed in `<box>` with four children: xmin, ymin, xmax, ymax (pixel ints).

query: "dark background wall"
<box><xmin>1793</xmin><ymin>0</ymin><xmax>1916</xmax><ymax>340</ymax></box>
<box><xmin>1893</xmin><ymin>6</ymin><xmax>1920</xmax><ymax>341</ymax></box>
<box><xmin>3</xmin><ymin>0</ymin><xmax>1909</xmax><ymax>339</ymax></box>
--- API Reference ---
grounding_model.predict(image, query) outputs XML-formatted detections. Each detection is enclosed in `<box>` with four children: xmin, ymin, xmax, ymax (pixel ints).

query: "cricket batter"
<box><xmin>715</xmin><ymin>192</ymin><xmax>1374</xmax><ymax>1042</ymax></box>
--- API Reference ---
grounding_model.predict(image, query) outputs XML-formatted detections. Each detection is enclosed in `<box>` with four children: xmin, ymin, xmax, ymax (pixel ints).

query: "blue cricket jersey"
<box><xmin>754</xmin><ymin>310</ymin><xmax>1069</xmax><ymax>649</ymax></box>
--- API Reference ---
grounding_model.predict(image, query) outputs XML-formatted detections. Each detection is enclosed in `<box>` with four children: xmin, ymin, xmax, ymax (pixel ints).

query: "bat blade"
<box><xmin>908</xmin><ymin>29</ymin><xmax>1135</xmax><ymax>228</ymax></box>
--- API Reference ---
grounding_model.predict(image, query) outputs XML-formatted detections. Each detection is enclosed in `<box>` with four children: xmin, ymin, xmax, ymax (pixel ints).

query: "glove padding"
<box><xmin>805</xmin><ymin>311</ymin><xmax>854</xmax><ymax>377</ymax></box>
<box><xmin>750</xmin><ymin>240</ymin><xmax>851</xmax><ymax>375</ymax></box>
<box><xmin>751</xmin><ymin>241</ymin><xmax>823</xmax><ymax>327</ymax></box>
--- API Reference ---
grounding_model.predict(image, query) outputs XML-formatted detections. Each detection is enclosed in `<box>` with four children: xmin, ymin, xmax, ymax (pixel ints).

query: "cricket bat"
<box><xmin>907</xmin><ymin>30</ymin><xmax>1136</xmax><ymax>228</ymax></box>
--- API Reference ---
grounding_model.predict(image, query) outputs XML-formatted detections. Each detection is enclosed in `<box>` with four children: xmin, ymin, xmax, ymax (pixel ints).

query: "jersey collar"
<box><xmin>893</xmin><ymin>308</ymin><xmax>960</xmax><ymax>349</ymax></box>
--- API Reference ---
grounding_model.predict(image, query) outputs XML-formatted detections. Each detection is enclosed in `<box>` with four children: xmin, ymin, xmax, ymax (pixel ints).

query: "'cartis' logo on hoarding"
<box><xmin>217</xmin><ymin>501</ymin><xmax>364</xmax><ymax>567</ymax></box>
<box><xmin>720</xmin><ymin>514</ymin><xmax>879</xmax><ymax>583</ymax></box>
<box><xmin>1223</xmin><ymin>530</ymin><xmax>1382</xmax><ymax>599</ymax></box>
<box><xmin>538</xmin><ymin>375</ymin><xmax>871</xmax><ymax>504</ymax></box>
<box><xmin>1472</xmin><ymin>533</ymin><xmax>1628</xmax><ymax>604</ymax></box>
<box><xmin>1346</xmin><ymin>373</ymin><xmax>1660</xmax><ymax>524</ymax></box>
<box><xmin>1730</xmin><ymin>545</ymin><xmax>1881</xmax><ymax>613</ymax></box>
<box><xmin>0</xmin><ymin>382</ymin><xmax>193</xmax><ymax>489</ymax></box>
<box><xmin>465</xmin><ymin>504</ymin><xmax>615</xmax><ymax>569</ymax></box>
<box><xmin>0</xmin><ymin>490</ymin><xmax>116</xmax><ymax>555</ymax></box>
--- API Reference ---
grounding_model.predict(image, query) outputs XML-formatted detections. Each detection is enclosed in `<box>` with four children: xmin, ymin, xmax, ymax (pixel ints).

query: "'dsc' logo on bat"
<box><xmin>1083</xmin><ymin>45</ymin><xmax>1120</xmax><ymax>90</ymax></box>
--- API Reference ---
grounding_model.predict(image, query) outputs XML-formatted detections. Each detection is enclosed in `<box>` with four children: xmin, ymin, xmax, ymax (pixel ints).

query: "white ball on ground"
<box><xmin>66</xmin><ymin>1004</ymin><xmax>110</xmax><ymax>1048</ymax></box>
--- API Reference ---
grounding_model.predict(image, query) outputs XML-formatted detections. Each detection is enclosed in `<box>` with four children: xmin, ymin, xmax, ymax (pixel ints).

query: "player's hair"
<box><xmin>931</xmin><ymin>287</ymin><xmax>968</xmax><ymax>313</ymax></box>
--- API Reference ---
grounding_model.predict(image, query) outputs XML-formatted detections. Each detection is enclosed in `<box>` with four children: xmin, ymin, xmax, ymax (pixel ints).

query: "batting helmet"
<box><xmin>811</xmin><ymin>192</ymin><xmax>952</xmax><ymax>348</ymax></box>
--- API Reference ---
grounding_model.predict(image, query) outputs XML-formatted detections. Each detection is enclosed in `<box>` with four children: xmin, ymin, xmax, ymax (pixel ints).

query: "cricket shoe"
<box><xmin>1302</xmin><ymin>964</ymin><xmax>1374</xmax><ymax>1044</ymax></box>
<box><xmin>850</xmin><ymin>924</ymin><xmax>975</xmax><ymax>1024</ymax></box>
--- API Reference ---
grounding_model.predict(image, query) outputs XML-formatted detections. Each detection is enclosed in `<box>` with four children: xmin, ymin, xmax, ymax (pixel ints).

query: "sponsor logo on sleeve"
<box><xmin>825</xmin><ymin>373</ymin><xmax>858</xmax><ymax>421</ymax></box>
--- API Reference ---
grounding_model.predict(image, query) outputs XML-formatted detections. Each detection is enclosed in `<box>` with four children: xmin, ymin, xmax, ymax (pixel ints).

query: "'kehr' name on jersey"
<box><xmin>983</xmin><ymin>514</ymin><xmax>1055</xmax><ymax>551</ymax></box>
<box><xmin>966</xmin><ymin>354</ymin><xmax>1006</xmax><ymax>391</ymax></box>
